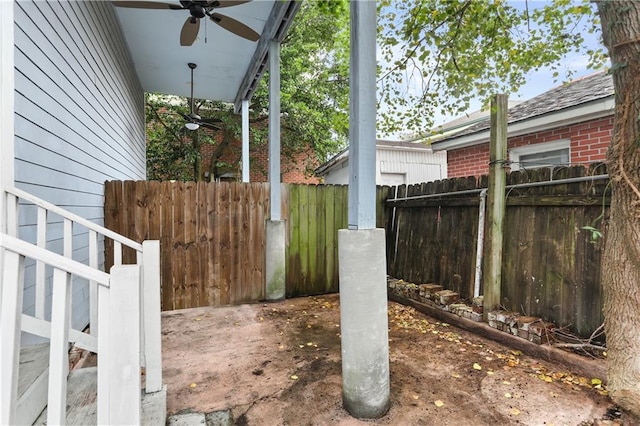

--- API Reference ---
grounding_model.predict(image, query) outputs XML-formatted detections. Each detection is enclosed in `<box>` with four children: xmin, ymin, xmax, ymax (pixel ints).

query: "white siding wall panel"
<box><xmin>321</xmin><ymin>147</ymin><xmax>447</xmax><ymax>185</ymax></box>
<box><xmin>323</xmin><ymin>161</ymin><xmax>350</xmax><ymax>185</ymax></box>
<box><xmin>376</xmin><ymin>148</ymin><xmax>447</xmax><ymax>185</ymax></box>
<box><xmin>14</xmin><ymin>0</ymin><xmax>145</xmax><ymax>335</ymax></box>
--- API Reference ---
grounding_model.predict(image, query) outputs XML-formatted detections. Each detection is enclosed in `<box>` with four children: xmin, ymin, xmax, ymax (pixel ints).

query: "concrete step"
<box><xmin>32</xmin><ymin>367</ymin><xmax>166</xmax><ymax>425</ymax></box>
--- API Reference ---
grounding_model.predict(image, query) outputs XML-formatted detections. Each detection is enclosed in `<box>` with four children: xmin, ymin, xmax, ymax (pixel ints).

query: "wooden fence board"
<box><xmin>160</xmin><ymin>182</ymin><xmax>174</xmax><ymax>310</ymax></box>
<box><xmin>324</xmin><ymin>185</ymin><xmax>336</xmax><ymax>293</ymax></box>
<box><xmin>147</xmin><ymin>181</ymin><xmax>161</xmax><ymax>241</ymax></box>
<box><xmin>207</xmin><ymin>184</ymin><xmax>219</xmax><ymax>306</ymax></box>
<box><xmin>172</xmin><ymin>181</ymin><xmax>186</xmax><ymax>309</ymax></box>
<box><xmin>218</xmin><ymin>183</ymin><xmax>231</xmax><ymax>306</ymax></box>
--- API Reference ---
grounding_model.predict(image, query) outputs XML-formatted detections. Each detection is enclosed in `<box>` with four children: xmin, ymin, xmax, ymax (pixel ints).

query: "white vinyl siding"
<box><xmin>14</xmin><ymin>1</ymin><xmax>145</xmax><ymax>334</ymax></box>
<box><xmin>377</xmin><ymin>148</ymin><xmax>447</xmax><ymax>185</ymax></box>
<box><xmin>319</xmin><ymin>147</ymin><xmax>447</xmax><ymax>185</ymax></box>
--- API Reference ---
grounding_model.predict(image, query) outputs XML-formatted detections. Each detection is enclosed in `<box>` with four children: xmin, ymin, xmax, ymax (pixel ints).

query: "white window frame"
<box><xmin>509</xmin><ymin>139</ymin><xmax>570</xmax><ymax>171</ymax></box>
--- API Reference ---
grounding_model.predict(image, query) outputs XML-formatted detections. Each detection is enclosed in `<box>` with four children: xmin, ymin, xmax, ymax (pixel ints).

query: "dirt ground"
<box><xmin>161</xmin><ymin>293</ymin><xmax>615</xmax><ymax>425</ymax></box>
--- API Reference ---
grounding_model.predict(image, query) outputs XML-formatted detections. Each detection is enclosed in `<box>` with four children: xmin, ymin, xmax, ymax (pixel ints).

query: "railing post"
<box><xmin>89</xmin><ymin>230</ymin><xmax>99</xmax><ymax>336</ymax></box>
<box><xmin>0</xmin><ymin>251</ymin><xmax>24</xmax><ymax>425</ymax></box>
<box><xmin>99</xmin><ymin>265</ymin><xmax>142</xmax><ymax>425</ymax></box>
<box><xmin>35</xmin><ymin>207</ymin><xmax>47</xmax><ymax>319</ymax></box>
<box><xmin>142</xmin><ymin>240</ymin><xmax>163</xmax><ymax>393</ymax></box>
<box><xmin>47</xmin><ymin>268</ymin><xmax>72</xmax><ymax>425</ymax></box>
<box><xmin>97</xmin><ymin>281</ymin><xmax>110</xmax><ymax>425</ymax></box>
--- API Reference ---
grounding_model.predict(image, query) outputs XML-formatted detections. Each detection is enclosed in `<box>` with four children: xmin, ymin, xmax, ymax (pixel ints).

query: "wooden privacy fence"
<box><xmin>105</xmin><ymin>181</ymin><xmax>270</xmax><ymax>310</ymax></box>
<box><xmin>283</xmin><ymin>184</ymin><xmax>392</xmax><ymax>297</ymax></box>
<box><xmin>386</xmin><ymin>165</ymin><xmax>610</xmax><ymax>338</ymax></box>
<box><xmin>104</xmin><ymin>181</ymin><xmax>390</xmax><ymax>310</ymax></box>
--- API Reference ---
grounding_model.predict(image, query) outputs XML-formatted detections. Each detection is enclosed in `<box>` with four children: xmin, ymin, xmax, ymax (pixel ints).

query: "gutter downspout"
<box><xmin>474</xmin><ymin>189</ymin><xmax>488</xmax><ymax>298</ymax></box>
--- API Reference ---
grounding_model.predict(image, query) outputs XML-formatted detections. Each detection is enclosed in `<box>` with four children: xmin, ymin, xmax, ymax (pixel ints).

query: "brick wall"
<box><xmin>198</xmin><ymin>132</ymin><xmax>320</xmax><ymax>184</ymax></box>
<box><xmin>446</xmin><ymin>116</ymin><xmax>614</xmax><ymax>178</ymax></box>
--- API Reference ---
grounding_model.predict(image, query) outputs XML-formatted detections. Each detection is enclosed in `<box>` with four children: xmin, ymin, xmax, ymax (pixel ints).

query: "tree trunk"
<box><xmin>596</xmin><ymin>1</ymin><xmax>640</xmax><ymax>419</ymax></box>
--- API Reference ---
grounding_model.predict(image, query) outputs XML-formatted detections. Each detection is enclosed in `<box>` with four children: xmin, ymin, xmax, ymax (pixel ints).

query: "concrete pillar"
<box><xmin>268</xmin><ymin>40</ymin><xmax>281</xmax><ymax>221</ymax></box>
<box><xmin>265</xmin><ymin>220</ymin><xmax>285</xmax><ymax>301</ymax></box>
<box><xmin>241</xmin><ymin>99</ymin><xmax>250</xmax><ymax>183</ymax></box>
<box><xmin>339</xmin><ymin>228</ymin><xmax>390</xmax><ymax>418</ymax></box>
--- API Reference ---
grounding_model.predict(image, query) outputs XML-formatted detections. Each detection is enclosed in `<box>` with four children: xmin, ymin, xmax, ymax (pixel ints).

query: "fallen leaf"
<box><xmin>306</xmin><ymin>342</ymin><xmax>314</xmax><ymax>346</ymax></box>
<box><xmin>299</xmin><ymin>345</ymin><xmax>305</xmax><ymax>348</ymax></box>
<box><xmin>290</xmin><ymin>375</ymin><xmax>299</xmax><ymax>380</ymax></box>
<box><xmin>591</xmin><ymin>378</ymin><xmax>602</xmax><ymax>385</ymax></box>
<box><xmin>510</xmin><ymin>408</ymin><xmax>520</xmax><ymax>416</ymax></box>
<box><xmin>452</xmin><ymin>373</ymin><xmax>461</xmax><ymax>378</ymax></box>
<box><xmin>504</xmin><ymin>392</ymin><xmax>512</xmax><ymax>398</ymax></box>
<box><xmin>486</xmin><ymin>371</ymin><xmax>495</xmax><ymax>375</ymax></box>
<box><xmin>194</xmin><ymin>318</ymin><xmax>202</xmax><ymax>321</ymax></box>
<box><xmin>502</xmin><ymin>381</ymin><xmax>511</xmax><ymax>385</ymax></box>
<box><xmin>473</xmin><ymin>363</ymin><xmax>482</xmax><ymax>370</ymax></box>
<box><xmin>434</xmin><ymin>400</ymin><xmax>444</xmax><ymax>407</ymax></box>
<box><xmin>412</xmin><ymin>395</ymin><xmax>420</xmax><ymax>400</ymax></box>
<box><xmin>278</xmin><ymin>345</ymin><xmax>285</xmax><ymax>350</ymax></box>
<box><xmin>189</xmin><ymin>383</ymin><xmax>197</xmax><ymax>388</ymax></box>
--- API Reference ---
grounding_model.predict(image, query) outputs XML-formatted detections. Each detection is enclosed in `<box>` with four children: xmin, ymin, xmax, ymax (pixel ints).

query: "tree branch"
<box><xmin>146</xmin><ymin>102</ymin><xmax>185</xmax><ymax>145</ymax></box>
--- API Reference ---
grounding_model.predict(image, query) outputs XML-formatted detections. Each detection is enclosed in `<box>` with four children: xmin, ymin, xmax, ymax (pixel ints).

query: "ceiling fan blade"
<box><xmin>180</xmin><ymin>17</ymin><xmax>200</xmax><ymax>46</ymax></box>
<box><xmin>201</xmin><ymin>117</ymin><xmax>223</xmax><ymax>124</ymax></box>
<box><xmin>112</xmin><ymin>1</ymin><xmax>182</xmax><ymax>10</ymax></box>
<box><xmin>178</xmin><ymin>112</ymin><xmax>192</xmax><ymax>121</ymax></box>
<box><xmin>207</xmin><ymin>1</ymin><xmax>251</xmax><ymax>8</ymax></box>
<box><xmin>210</xmin><ymin>13</ymin><xmax>260</xmax><ymax>41</ymax></box>
<box><xmin>200</xmin><ymin>122</ymin><xmax>222</xmax><ymax>131</ymax></box>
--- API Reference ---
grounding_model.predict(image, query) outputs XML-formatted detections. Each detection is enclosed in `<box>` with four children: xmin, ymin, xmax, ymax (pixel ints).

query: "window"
<box><xmin>509</xmin><ymin>140</ymin><xmax>570</xmax><ymax>171</ymax></box>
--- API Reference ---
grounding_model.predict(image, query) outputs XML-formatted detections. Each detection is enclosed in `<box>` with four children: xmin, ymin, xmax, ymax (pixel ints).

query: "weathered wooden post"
<box><xmin>482</xmin><ymin>94</ymin><xmax>508</xmax><ymax>318</ymax></box>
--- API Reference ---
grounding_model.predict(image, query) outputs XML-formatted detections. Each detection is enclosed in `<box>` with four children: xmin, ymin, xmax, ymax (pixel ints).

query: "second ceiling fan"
<box><xmin>113</xmin><ymin>1</ymin><xmax>261</xmax><ymax>45</ymax></box>
<box><xmin>181</xmin><ymin>62</ymin><xmax>222</xmax><ymax>132</ymax></box>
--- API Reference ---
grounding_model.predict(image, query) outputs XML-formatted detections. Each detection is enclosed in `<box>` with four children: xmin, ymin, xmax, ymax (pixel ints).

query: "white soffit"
<box><xmin>113</xmin><ymin>0</ymin><xmax>296</xmax><ymax>103</ymax></box>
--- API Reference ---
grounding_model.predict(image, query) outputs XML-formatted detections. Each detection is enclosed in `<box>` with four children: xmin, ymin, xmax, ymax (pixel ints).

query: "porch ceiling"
<box><xmin>112</xmin><ymin>0</ymin><xmax>299</xmax><ymax>109</ymax></box>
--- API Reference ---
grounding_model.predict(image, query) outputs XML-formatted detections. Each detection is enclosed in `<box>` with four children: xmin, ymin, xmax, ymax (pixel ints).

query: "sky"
<box><xmin>377</xmin><ymin>0</ymin><xmax>607</xmax><ymax>139</ymax></box>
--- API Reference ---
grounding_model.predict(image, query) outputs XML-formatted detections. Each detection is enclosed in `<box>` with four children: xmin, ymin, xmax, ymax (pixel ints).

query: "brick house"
<box><xmin>199</xmin><ymin>131</ymin><xmax>320</xmax><ymax>184</ymax></box>
<box><xmin>430</xmin><ymin>71</ymin><xmax>614</xmax><ymax>178</ymax></box>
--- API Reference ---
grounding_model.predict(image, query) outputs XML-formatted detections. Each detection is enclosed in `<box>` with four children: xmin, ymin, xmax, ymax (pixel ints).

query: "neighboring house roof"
<box><xmin>315</xmin><ymin>140</ymin><xmax>433</xmax><ymax>176</ymax></box>
<box><xmin>417</xmin><ymin>100</ymin><xmax>523</xmax><ymax>144</ymax></box>
<box><xmin>431</xmin><ymin>71</ymin><xmax>615</xmax><ymax>151</ymax></box>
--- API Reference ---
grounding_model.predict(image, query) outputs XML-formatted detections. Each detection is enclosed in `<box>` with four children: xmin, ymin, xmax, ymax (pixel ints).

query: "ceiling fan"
<box><xmin>181</xmin><ymin>62</ymin><xmax>222</xmax><ymax>131</ymax></box>
<box><xmin>112</xmin><ymin>1</ymin><xmax>260</xmax><ymax>45</ymax></box>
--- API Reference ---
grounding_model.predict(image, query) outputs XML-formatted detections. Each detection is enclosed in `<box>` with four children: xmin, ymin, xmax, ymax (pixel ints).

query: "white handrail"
<box><xmin>0</xmin><ymin>234</ymin><xmax>110</xmax><ymax>286</ymax></box>
<box><xmin>5</xmin><ymin>186</ymin><xmax>143</xmax><ymax>252</ymax></box>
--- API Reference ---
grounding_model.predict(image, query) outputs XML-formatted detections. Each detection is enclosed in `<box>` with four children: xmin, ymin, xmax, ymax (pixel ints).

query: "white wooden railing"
<box><xmin>0</xmin><ymin>187</ymin><xmax>163</xmax><ymax>424</ymax></box>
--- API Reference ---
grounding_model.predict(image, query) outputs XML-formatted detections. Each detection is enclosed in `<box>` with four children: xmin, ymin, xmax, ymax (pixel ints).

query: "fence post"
<box><xmin>0</xmin><ymin>251</ymin><xmax>24</xmax><ymax>425</ymax></box>
<box><xmin>100</xmin><ymin>265</ymin><xmax>142</xmax><ymax>424</ymax></box>
<box><xmin>142</xmin><ymin>240</ymin><xmax>163</xmax><ymax>393</ymax></box>
<box><xmin>482</xmin><ymin>94</ymin><xmax>508</xmax><ymax>318</ymax></box>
